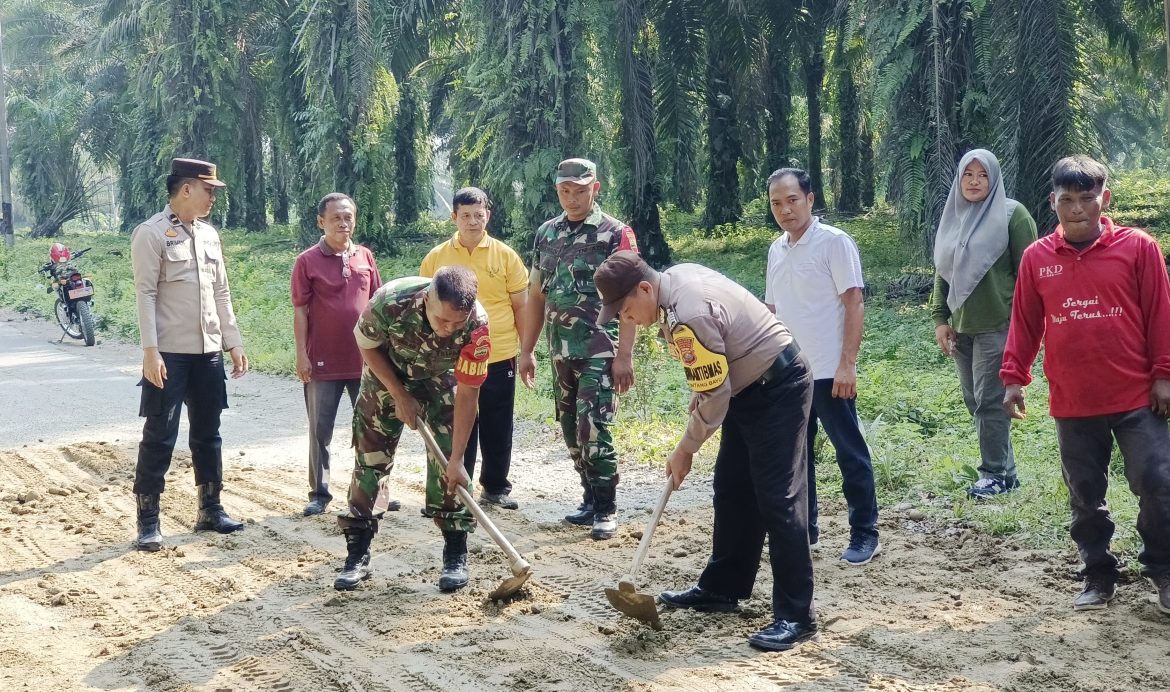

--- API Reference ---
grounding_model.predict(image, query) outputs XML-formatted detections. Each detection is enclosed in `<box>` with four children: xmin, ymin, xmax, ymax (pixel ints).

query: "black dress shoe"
<box><xmin>748</xmin><ymin>619</ymin><xmax>818</xmax><ymax>651</ymax></box>
<box><xmin>303</xmin><ymin>498</ymin><xmax>329</xmax><ymax>516</ymax></box>
<box><xmin>480</xmin><ymin>492</ymin><xmax>519</xmax><ymax>510</ymax></box>
<box><xmin>658</xmin><ymin>585</ymin><xmax>739</xmax><ymax>612</ymax></box>
<box><xmin>563</xmin><ymin>502</ymin><xmax>595</xmax><ymax>526</ymax></box>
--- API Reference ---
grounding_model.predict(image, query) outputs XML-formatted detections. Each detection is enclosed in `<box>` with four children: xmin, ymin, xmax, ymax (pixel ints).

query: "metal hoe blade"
<box><xmin>415</xmin><ymin>417</ymin><xmax>536</xmax><ymax>602</ymax></box>
<box><xmin>605</xmin><ymin>477</ymin><xmax>673</xmax><ymax>629</ymax></box>
<box><xmin>604</xmin><ymin>579</ymin><xmax>662</xmax><ymax>630</ymax></box>
<box><xmin>488</xmin><ymin>565</ymin><xmax>533</xmax><ymax>601</ymax></box>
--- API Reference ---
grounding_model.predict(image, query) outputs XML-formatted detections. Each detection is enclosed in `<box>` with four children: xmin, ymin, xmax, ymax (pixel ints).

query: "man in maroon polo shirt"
<box><xmin>292</xmin><ymin>193</ymin><xmax>385</xmax><ymax>516</ymax></box>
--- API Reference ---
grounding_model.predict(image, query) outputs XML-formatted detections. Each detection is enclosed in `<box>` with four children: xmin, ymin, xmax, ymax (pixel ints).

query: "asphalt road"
<box><xmin>0</xmin><ymin>311</ymin><xmax>313</xmax><ymax>461</ymax></box>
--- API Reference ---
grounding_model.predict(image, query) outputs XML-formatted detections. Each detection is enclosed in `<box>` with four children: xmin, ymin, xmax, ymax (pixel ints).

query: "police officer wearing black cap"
<box><xmin>129</xmin><ymin>158</ymin><xmax>248</xmax><ymax>551</ymax></box>
<box><xmin>594</xmin><ymin>250</ymin><xmax>818</xmax><ymax>652</ymax></box>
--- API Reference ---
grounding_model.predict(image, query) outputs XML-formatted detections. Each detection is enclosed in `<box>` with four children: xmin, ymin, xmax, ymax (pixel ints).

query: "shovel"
<box><xmin>605</xmin><ymin>475</ymin><xmax>674</xmax><ymax>629</ymax></box>
<box><xmin>415</xmin><ymin>417</ymin><xmax>533</xmax><ymax>600</ymax></box>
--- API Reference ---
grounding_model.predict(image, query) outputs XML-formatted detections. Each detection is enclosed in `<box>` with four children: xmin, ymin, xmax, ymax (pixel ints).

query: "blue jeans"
<box><xmin>807</xmin><ymin>378</ymin><xmax>879</xmax><ymax>541</ymax></box>
<box><xmin>953</xmin><ymin>329</ymin><xmax>1016</xmax><ymax>481</ymax></box>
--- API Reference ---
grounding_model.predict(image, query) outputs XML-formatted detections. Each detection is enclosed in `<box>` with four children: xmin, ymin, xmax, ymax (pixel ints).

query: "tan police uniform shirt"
<box><xmin>657</xmin><ymin>264</ymin><xmax>796</xmax><ymax>454</ymax></box>
<box><xmin>131</xmin><ymin>204</ymin><xmax>243</xmax><ymax>354</ymax></box>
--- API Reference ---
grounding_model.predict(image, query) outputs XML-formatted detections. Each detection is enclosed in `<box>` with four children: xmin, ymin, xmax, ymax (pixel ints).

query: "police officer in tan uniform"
<box><xmin>130</xmin><ymin>158</ymin><xmax>248</xmax><ymax>551</ymax></box>
<box><xmin>594</xmin><ymin>251</ymin><xmax>818</xmax><ymax>652</ymax></box>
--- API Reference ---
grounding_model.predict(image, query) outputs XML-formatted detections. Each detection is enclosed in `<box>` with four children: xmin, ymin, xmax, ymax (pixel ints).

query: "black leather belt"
<box><xmin>756</xmin><ymin>342</ymin><xmax>802</xmax><ymax>386</ymax></box>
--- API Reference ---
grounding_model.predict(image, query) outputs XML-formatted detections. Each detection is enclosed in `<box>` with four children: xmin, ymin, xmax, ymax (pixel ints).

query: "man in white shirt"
<box><xmin>764</xmin><ymin>167</ymin><xmax>880</xmax><ymax>565</ymax></box>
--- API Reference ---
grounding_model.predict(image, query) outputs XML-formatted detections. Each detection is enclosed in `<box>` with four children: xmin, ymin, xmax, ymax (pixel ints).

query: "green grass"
<box><xmin>0</xmin><ymin>202</ymin><xmax>1153</xmax><ymax>562</ymax></box>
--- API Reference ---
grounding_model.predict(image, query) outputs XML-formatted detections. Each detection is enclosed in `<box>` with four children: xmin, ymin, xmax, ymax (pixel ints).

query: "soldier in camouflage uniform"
<box><xmin>334</xmin><ymin>266</ymin><xmax>492</xmax><ymax>592</ymax></box>
<box><xmin>518</xmin><ymin>158</ymin><xmax>638</xmax><ymax>540</ymax></box>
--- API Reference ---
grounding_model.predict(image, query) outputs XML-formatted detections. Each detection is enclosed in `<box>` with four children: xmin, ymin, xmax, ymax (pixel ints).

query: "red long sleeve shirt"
<box><xmin>1000</xmin><ymin>217</ymin><xmax>1170</xmax><ymax>417</ymax></box>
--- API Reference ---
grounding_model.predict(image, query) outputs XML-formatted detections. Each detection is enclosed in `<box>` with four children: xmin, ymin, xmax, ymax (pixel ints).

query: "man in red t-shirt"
<box><xmin>1001</xmin><ymin>156</ymin><xmax>1170</xmax><ymax>615</ymax></box>
<box><xmin>292</xmin><ymin>193</ymin><xmax>383</xmax><ymax>516</ymax></box>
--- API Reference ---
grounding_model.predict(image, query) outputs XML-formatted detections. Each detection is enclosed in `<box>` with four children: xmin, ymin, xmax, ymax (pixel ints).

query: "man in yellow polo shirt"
<box><xmin>421</xmin><ymin>187</ymin><xmax>529</xmax><ymax>509</ymax></box>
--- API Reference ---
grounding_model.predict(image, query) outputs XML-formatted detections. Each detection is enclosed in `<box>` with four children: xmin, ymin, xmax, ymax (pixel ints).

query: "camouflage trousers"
<box><xmin>552</xmin><ymin>357</ymin><xmax>618</xmax><ymax>490</ymax></box>
<box><xmin>337</xmin><ymin>371</ymin><xmax>475</xmax><ymax>534</ymax></box>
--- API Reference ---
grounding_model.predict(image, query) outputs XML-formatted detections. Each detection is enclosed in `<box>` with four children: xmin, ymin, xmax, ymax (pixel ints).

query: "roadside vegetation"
<box><xmin>2</xmin><ymin>170</ymin><xmax>1167</xmax><ymax>566</ymax></box>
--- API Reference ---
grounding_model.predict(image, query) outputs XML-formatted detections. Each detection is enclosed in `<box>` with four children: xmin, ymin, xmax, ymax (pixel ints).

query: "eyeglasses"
<box><xmin>341</xmin><ymin>250</ymin><xmax>351</xmax><ymax>279</ymax></box>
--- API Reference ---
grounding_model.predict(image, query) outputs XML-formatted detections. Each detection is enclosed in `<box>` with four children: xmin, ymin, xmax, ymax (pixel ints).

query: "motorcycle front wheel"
<box><xmin>54</xmin><ymin>298</ymin><xmax>83</xmax><ymax>339</ymax></box>
<box><xmin>77</xmin><ymin>300</ymin><xmax>96</xmax><ymax>346</ymax></box>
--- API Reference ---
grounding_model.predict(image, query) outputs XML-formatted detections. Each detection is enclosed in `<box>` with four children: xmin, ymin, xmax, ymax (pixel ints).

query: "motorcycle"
<box><xmin>38</xmin><ymin>246</ymin><xmax>97</xmax><ymax>346</ymax></box>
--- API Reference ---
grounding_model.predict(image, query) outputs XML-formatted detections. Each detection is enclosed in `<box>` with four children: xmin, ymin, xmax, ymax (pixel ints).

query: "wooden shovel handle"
<box><xmin>624</xmin><ymin>476</ymin><xmax>674</xmax><ymax>583</ymax></box>
<box><xmin>415</xmin><ymin>417</ymin><xmax>531</xmax><ymax>576</ymax></box>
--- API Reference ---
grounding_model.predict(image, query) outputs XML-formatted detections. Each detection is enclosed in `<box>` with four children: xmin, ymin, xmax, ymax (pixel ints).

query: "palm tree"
<box><xmin>699</xmin><ymin>1</ymin><xmax>758</xmax><ymax>228</ymax></box>
<box><xmin>612</xmin><ymin>0</ymin><xmax>671</xmax><ymax>266</ymax></box>
<box><xmin>651</xmin><ymin>0</ymin><xmax>703</xmax><ymax>213</ymax></box>
<box><xmin>451</xmin><ymin>0</ymin><xmax>598</xmax><ymax>242</ymax></box>
<box><xmin>760</xmin><ymin>1</ymin><xmax>802</xmax><ymax>176</ymax></box>
<box><xmin>798</xmin><ymin>1</ymin><xmax>832</xmax><ymax>210</ymax></box>
<box><xmin>2</xmin><ymin>0</ymin><xmax>106</xmax><ymax>236</ymax></box>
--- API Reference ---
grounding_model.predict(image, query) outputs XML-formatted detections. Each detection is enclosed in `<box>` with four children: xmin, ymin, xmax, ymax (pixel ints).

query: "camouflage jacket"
<box><xmin>532</xmin><ymin>204</ymin><xmax>638</xmax><ymax>359</ymax></box>
<box><xmin>354</xmin><ymin>277</ymin><xmax>491</xmax><ymax>385</ymax></box>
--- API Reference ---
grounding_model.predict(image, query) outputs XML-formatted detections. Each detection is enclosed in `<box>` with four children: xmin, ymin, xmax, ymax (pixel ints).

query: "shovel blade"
<box><xmin>605</xmin><ymin>586</ymin><xmax>662</xmax><ymax>630</ymax></box>
<box><xmin>488</xmin><ymin>569</ymin><xmax>532</xmax><ymax>601</ymax></box>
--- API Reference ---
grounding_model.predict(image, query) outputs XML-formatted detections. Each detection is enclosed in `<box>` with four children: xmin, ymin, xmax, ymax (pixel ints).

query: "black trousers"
<box><xmin>1054</xmin><ymin>408</ymin><xmax>1170</xmax><ymax>580</ymax></box>
<box><xmin>134</xmin><ymin>351</ymin><xmax>228</xmax><ymax>495</ymax></box>
<box><xmin>698</xmin><ymin>353</ymin><xmax>816</xmax><ymax>624</ymax></box>
<box><xmin>462</xmin><ymin>358</ymin><xmax>516</xmax><ymax>495</ymax></box>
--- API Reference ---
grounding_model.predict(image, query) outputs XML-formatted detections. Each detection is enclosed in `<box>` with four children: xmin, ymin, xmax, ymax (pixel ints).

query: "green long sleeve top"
<box><xmin>929</xmin><ymin>203</ymin><xmax>1038</xmax><ymax>334</ymax></box>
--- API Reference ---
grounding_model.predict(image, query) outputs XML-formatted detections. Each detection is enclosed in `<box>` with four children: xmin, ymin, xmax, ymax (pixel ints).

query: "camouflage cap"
<box><xmin>555</xmin><ymin>158</ymin><xmax>597</xmax><ymax>185</ymax></box>
<box><xmin>171</xmin><ymin>157</ymin><xmax>226</xmax><ymax>187</ymax></box>
<box><xmin>595</xmin><ymin>250</ymin><xmax>652</xmax><ymax>323</ymax></box>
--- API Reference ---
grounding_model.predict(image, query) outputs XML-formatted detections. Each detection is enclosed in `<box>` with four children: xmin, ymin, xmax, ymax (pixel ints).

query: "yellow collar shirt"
<box><xmin>420</xmin><ymin>232</ymin><xmax>528</xmax><ymax>362</ymax></box>
<box><xmin>130</xmin><ymin>204</ymin><xmax>243</xmax><ymax>354</ymax></box>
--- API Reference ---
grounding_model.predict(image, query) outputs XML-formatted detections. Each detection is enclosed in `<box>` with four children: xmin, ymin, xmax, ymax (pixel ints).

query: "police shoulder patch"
<box><xmin>670</xmin><ymin>324</ymin><xmax>728</xmax><ymax>392</ymax></box>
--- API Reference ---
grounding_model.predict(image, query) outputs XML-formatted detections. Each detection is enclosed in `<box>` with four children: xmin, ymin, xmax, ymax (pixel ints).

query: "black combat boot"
<box><xmin>438</xmin><ymin>530</ymin><xmax>470</xmax><ymax>592</ymax></box>
<box><xmin>564</xmin><ymin>477</ymin><xmax>595</xmax><ymax>526</ymax></box>
<box><xmin>193</xmin><ymin>482</ymin><xmax>245</xmax><ymax>533</ymax></box>
<box><xmin>135</xmin><ymin>493</ymin><xmax>163</xmax><ymax>552</ymax></box>
<box><xmin>591</xmin><ymin>484</ymin><xmax>618</xmax><ymax>540</ymax></box>
<box><xmin>334</xmin><ymin>527</ymin><xmax>375</xmax><ymax>590</ymax></box>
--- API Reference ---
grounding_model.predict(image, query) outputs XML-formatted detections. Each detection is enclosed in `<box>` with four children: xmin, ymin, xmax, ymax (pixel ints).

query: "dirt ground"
<box><xmin>1</xmin><ymin>313</ymin><xmax>1168</xmax><ymax>691</ymax></box>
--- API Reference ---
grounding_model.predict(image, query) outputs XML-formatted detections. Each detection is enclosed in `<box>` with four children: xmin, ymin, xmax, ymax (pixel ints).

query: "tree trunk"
<box><xmin>616</xmin><ymin>0</ymin><xmax>670</xmax><ymax>267</ymax></box>
<box><xmin>764</xmin><ymin>36</ymin><xmax>793</xmax><ymax>175</ymax></box>
<box><xmin>239</xmin><ymin>43</ymin><xmax>267</xmax><ymax>232</ymax></box>
<box><xmin>394</xmin><ymin>81</ymin><xmax>421</xmax><ymax>226</ymax></box>
<box><xmin>330</xmin><ymin>0</ymin><xmax>358</xmax><ymax>198</ymax></box>
<box><xmin>834</xmin><ymin>27</ymin><xmax>863</xmax><ymax>214</ymax></box>
<box><xmin>802</xmin><ymin>24</ymin><xmax>828</xmax><ymax>211</ymax></box>
<box><xmin>225</xmin><ymin>191</ymin><xmax>244</xmax><ymax>228</ymax></box>
<box><xmin>170</xmin><ymin>0</ymin><xmax>218</xmax><ymax>158</ymax></box>
<box><xmin>271</xmin><ymin>138</ymin><xmax>290</xmax><ymax>224</ymax></box>
<box><xmin>273</xmin><ymin>0</ymin><xmax>324</xmax><ymax>245</ymax></box>
<box><xmin>701</xmin><ymin>45</ymin><xmax>741</xmax><ymax>228</ymax></box>
<box><xmin>1012</xmin><ymin>0</ymin><xmax>1074</xmax><ymax>234</ymax></box>
<box><xmin>1165</xmin><ymin>0</ymin><xmax>1170</xmax><ymax>138</ymax></box>
<box><xmin>861</xmin><ymin>121</ymin><xmax>875</xmax><ymax>208</ymax></box>
<box><xmin>243</xmin><ymin>134</ymin><xmax>267</xmax><ymax>232</ymax></box>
